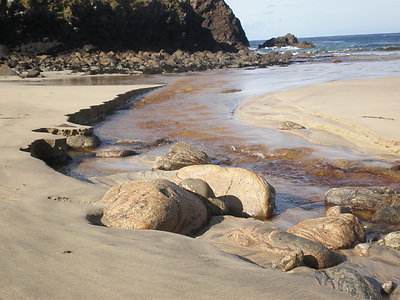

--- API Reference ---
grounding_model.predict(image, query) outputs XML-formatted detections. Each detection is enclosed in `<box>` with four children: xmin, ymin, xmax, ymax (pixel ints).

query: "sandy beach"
<box><xmin>0</xmin><ymin>74</ymin><xmax>355</xmax><ymax>299</ymax></box>
<box><xmin>238</xmin><ymin>76</ymin><xmax>400</xmax><ymax>159</ymax></box>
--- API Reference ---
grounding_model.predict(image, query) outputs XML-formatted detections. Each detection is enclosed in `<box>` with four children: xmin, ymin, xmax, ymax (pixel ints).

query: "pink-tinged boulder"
<box><xmin>176</xmin><ymin>165</ymin><xmax>275</xmax><ymax>218</ymax></box>
<box><xmin>226</xmin><ymin>227</ymin><xmax>342</xmax><ymax>269</ymax></box>
<box><xmin>101</xmin><ymin>180</ymin><xmax>207</xmax><ymax>235</ymax></box>
<box><xmin>288</xmin><ymin>214</ymin><xmax>365</xmax><ymax>250</ymax></box>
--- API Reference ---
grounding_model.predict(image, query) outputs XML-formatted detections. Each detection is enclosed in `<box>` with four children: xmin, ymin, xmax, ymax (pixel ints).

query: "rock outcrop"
<box><xmin>258</xmin><ymin>33</ymin><xmax>315</xmax><ymax>49</ymax></box>
<box><xmin>288</xmin><ymin>214</ymin><xmax>366</xmax><ymax>249</ymax></box>
<box><xmin>101</xmin><ymin>179</ymin><xmax>208</xmax><ymax>235</ymax></box>
<box><xmin>1</xmin><ymin>0</ymin><xmax>248</xmax><ymax>53</ymax></box>
<box><xmin>325</xmin><ymin>187</ymin><xmax>400</xmax><ymax>211</ymax></box>
<box><xmin>176</xmin><ymin>165</ymin><xmax>276</xmax><ymax>218</ymax></box>
<box><xmin>372</xmin><ymin>206</ymin><xmax>400</xmax><ymax>224</ymax></box>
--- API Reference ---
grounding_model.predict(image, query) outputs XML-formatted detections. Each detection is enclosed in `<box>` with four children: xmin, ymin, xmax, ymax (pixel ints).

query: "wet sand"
<box><xmin>0</xmin><ymin>74</ymin><xmax>351</xmax><ymax>299</ymax></box>
<box><xmin>238</xmin><ymin>76</ymin><xmax>400</xmax><ymax>159</ymax></box>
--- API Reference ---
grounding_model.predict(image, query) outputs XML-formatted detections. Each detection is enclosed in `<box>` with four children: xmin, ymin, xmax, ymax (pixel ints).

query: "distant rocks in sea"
<box><xmin>258</xmin><ymin>33</ymin><xmax>315</xmax><ymax>49</ymax></box>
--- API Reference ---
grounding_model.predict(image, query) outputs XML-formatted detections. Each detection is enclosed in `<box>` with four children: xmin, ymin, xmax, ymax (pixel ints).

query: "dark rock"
<box><xmin>0</xmin><ymin>44</ymin><xmax>10</xmax><ymax>58</ymax></box>
<box><xmin>315</xmin><ymin>266</ymin><xmax>381</xmax><ymax>299</ymax></box>
<box><xmin>258</xmin><ymin>33</ymin><xmax>315</xmax><ymax>49</ymax></box>
<box><xmin>372</xmin><ymin>206</ymin><xmax>400</xmax><ymax>224</ymax></box>
<box><xmin>325</xmin><ymin>187</ymin><xmax>400</xmax><ymax>212</ymax></box>
<box><xmin>13</xmin><ymin>42</ymin><xmax>65</xmax><ymax>57</ymax></box>
<box><xmin>153</xmin><ymin>142</ymin><xmax>211</xmax><ymax>171</ymax></box>
<box><xmin>25</xmin><ymin>139</ymin><xmax>72</xmax><ymax>165</ymax></box>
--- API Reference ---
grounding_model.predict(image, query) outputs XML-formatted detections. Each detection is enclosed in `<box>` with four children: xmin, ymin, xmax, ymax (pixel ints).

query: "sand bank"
<box><xmin>237</xmin><ymin>76</ymin><xmax>400</xmax><ymax>159</ymax></box>
<box><xmin>0</xmin><ymin>76</ymin><xmax>348</xmax><ymax>299</ymax></box>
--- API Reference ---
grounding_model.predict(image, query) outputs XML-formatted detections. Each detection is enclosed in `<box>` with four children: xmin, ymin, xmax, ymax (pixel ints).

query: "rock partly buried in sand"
<box><xmin>26</xmin><ymin>138</ymin><xmax>72</xmax><ymax>165</ymax></box>
<box><xmin>315</xmin><ymin>266</ymin><xmax>381</xmax><ymax>300</ymax></box>
<box><xmin>226</xmin><ymin>227</ymin><xmax>342</xmax><ymax>269</ymax></box>
<box><xmin>0</xmin><ymin>64</ymin><xmax>18</xmax><ymax>76</ymax></box>
<box><xmin>66</xmin><ymin>134</ymin><xmax>101</xmax><ymax>149</ymax></box>
<box><xmin>372</xmin><ymin>206</ymin><xmax>400</xmax><ymax>224</ymax></box>
<box><xmin>273</xmin><ymin>250</ymin><xmax>304</xmax><ymax>272</ymax></box>
<box><xmin>101</xmin><ymin>180</ymin><xmax>208</xmax><ymax>235</ymax></box>
<box><xmin>96</xmin><ymin>150</ymin><xmax>139</xmax><ymax>158</ymax></box>
<box><xmin>277</xmin><ymin>121</ymin><xmax>306</xmax><ymax>130</ymax></box>
<box><xmin>176</xmin><ymin>165</ymin><xmax>275</xmax><ymax>218</ymax></box>
<box><xmin>380</xmin><ymin>231</ymin><xmax>400</xmax><ymax>250</ymax></box>
<box><xmin>288</xmin><ymin>214</ymin><xmax>365</xmax><ymax>250</ymax></box>
<box><xmin>179</xmin><ymin>178</ymin><xmax>228</xmax><ymax>216</ymax></box>
<box><xmin>325</xmin><ymin>187</ymin><xmax>400</xmax><ymax>212</ymax></box>
<box><xmin>153</xmin><ymin>142</ymin><xmax>211</xmax><ymax>171</ymax></box>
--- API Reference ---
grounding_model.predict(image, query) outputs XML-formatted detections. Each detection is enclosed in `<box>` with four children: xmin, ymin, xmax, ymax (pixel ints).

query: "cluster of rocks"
<box><xmin>258</xmin><ymin>33</ymin><xmax>315</xmax><ymax>49</ymax></box>
<box><xmin>1</xmin><ymin>48</ymin><xmax>291</xmax><ymax>76</ymax></box>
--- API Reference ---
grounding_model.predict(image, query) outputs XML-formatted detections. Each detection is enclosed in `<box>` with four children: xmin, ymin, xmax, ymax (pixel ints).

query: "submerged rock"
<box><xmin>66</xmin><ymin>134</ymin><xmax>101</xmax><ymax>149</ymax></box>
<box><xmin>315</xmin><ymin>266</ymin><xmax>381</xmax><ymax>299</ymax></box>
<box><xmin>288</xmin><ymin>214</ymin><xmax>365</xmax><ymax>249</ymax></box>
<box><xmin>153</xmin><ymin>142</ymin><xmax>211</xmax><ymax>171</ymax></box>
<box><xmin>258</xmin><ymin>33</ymin><xmax>315</xmax><ymax>49</ymax></box>
<box><xmin>325</xmin><ymin>187</ymin><xmax>400</xmax><ymax>211</ymax></box>
<box><xmin>176</xmin><ymin>165</ymin><xmax>276</xmax><ymax>218</ymax></box>
<box><xmin>101</xmin><ymin>179</ymin><xmax>208</xmax><ymax>235</ymax></box>
<box><xmin>96</xmin><ymin>150</ymin><xmax>139</xmax><ymax>158</ymax></box>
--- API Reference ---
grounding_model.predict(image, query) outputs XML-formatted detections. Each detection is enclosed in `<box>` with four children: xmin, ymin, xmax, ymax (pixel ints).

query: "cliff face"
<box><xmin>0</xmin><ymin>0</ymin><xmax>249</xmax><ymax>53</ymax></box>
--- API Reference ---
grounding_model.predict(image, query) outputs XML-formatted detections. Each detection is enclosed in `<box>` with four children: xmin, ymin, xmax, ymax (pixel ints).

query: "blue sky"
<box><xmin>225</xmin><ymin>0</ymin><xmax>400</xmax><ymax>40</ymax></box>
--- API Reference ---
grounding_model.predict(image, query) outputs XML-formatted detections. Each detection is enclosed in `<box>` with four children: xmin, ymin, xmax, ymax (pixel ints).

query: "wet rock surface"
<box><xmin>325</xmin><ymin>187</ymin><xmax>400</xmax><ymax>212</ymax></box>
<box><xmin>315</xmin><ymin>266</ymin><xmax>381</xmax><ymax>299</ymax></box>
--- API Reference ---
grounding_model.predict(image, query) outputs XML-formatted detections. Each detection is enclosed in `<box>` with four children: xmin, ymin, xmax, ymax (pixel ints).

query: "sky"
<box><xmin>224</xmin><ymin>0</ymin><xmax>400</xmax><ymax>40</ymax></box>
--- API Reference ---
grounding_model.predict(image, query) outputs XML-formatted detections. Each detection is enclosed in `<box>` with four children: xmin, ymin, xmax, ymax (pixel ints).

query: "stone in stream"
<box><xmin>179</xmin><ymin>178</ymin><xmax>228</xmax><ymax>216</ymax></box>
<box><xmin>287</xmin><ymin>214</ymin><xmax>366</xmax><ymax>250</ymax></box>
<box><xmin>372</xmin><ymin>206</ymin><xmax>400</xmax><ymax>224</ymax></box>
<box><xmin>380</xmin><ymin>231</ymin><xmax>400</xmax><ymax>250</ymax></box>
<box><xmin>100</xmin><ymin>179</ymin><xmax>208</xmax><ymax>235</ymax></box>
<box><xmin>315</xmin><ymin>266</ymin><xmax>382</xmax><ymax>300</ymax></box>
<box><xmin>176</xmin><ymin>165</ymin><xmax>276</xmax><ymax>218</ymax></box>
<box><xmin>226</xmin><ymin>227</ymin><xmax>342</xmax><ymax>269</ymax></box>
<box><xmin>324</xmin><ymin>187</ymin><xmax>400</xmax><ymax>212</ymax></box>
<box><xmin>66</xmin><ymin>134</ymin><xmax>101</xmax><ymax>149</ymax></box>
<box><xmin>96</xmin><ymin>150</ymin><xmax>139</xmax><ymax>158</ymax></box>
<box><xmin>153</xmin><ymin>142</ymin><xmax>211</xmax><ymax>171</ymax></box>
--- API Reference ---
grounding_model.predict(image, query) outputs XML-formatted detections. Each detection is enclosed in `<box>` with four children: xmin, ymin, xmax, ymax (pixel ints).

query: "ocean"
<box><xmin>251</xmin><ymin>32</ymin><xmax>400</xmax><ymax>60</ymax></box>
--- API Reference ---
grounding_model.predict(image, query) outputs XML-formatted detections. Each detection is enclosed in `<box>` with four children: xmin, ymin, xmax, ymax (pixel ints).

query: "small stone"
<box><xmin>326</xmin><ymin>206</ymin><xmax>351</xmax><ymax>217</ymax></box>
<box><xmin>273</xmin><ymin>250</ymin><xmax>304</xmax><ymax>272</ymax></box>
<box><xmin>354</xmin><ymin>243</ymin><xmax>371</xmax><ymax>256</ymax></box>
<box><xmin>381</xmin><ymin>281</ymin><xmax>396</xmax><ymax>295</ymax></box>
<box><xmin>277</xmin><ymin>121</ymin><xmax>306</xmax><ymax>130</ymax></box>
<box><xmin>382</xmin><ymin>231</ymin><xmax>400</xmax><ymax>250</ymax></box>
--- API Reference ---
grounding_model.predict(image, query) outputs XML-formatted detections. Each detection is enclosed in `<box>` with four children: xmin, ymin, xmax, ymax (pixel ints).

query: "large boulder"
<box><xmin>226</xmin><ymin>227</ymin><xmax>342</xmax><ymax>269</ymax></box>
<box><xmin>288</xmin><ymin>214</ymin><xmax>366</xmax><ymax>249</ymax></box>
<box><xmin>66</xmin><ymin>134</ymin><xmax>101</xmax><ymax>149</ymax></box>
<box><xmin>325</xmin><ymin>187</ymin><xmax>400</xmax><ymax>212</ymax></box>
<box><xmin>315</xmin><ymin>266</ymin><xmax>381</xmax><ymax>299</ymax></box>
<box><xmin>0</xmin><ymin>64</ymin><xmax>18</xmax><ymax>76</ymax></box>
<box><xmin>153</xmin><ymin>142</ymin><xmax>211</xmax><ymax>171</ymax></box>
<box><xmin>101</xmin><ymin>179</ymin><xmax>208</xmax><ymax>235</ymax></box>
<box><xmin>176</xmin><ymin>165</ymin><xmax>275</xmax><ymax>218</ymax></box>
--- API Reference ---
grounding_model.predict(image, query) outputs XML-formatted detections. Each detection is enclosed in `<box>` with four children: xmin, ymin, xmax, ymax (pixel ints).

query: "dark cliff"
<box><xmin>0</xmin><ymin>0</ymin><xmax>249</xmax><ymax>53</ymax></box>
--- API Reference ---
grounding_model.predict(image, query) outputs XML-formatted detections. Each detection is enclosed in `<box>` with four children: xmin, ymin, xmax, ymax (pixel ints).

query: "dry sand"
<box><xmin>0</xmin><ymin>75</ymin><xmax>348</xmax><ymax>299</ymax></box>
<box><xmin>238</xmin><ymin>76</ymin><xmax>400</xmax><ymax>159</ymax></box>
